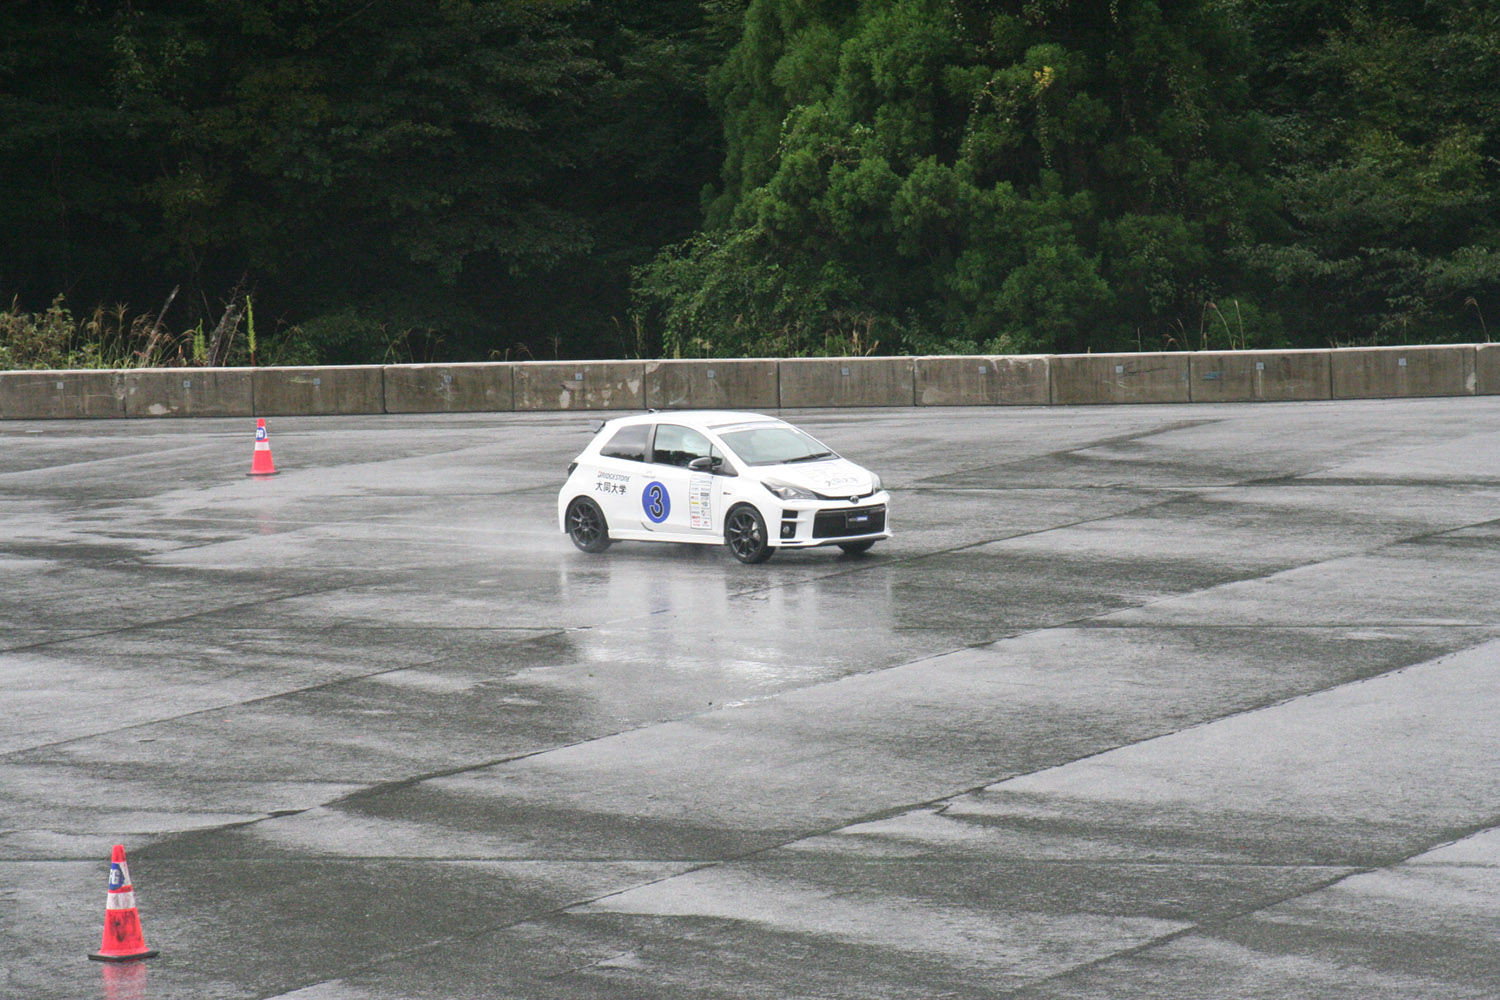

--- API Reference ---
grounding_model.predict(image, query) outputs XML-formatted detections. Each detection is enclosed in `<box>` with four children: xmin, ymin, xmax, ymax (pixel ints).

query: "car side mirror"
<box><xmin>689</xmin><ymin>455</ymin><xmax>735</xmax><ymax>476</ymax></box>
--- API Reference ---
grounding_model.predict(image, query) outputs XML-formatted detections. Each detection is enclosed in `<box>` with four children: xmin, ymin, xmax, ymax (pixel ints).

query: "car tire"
<box><xmin>838</xmin><ymin>540</ymin><xmax>876</xmax><ymax>554</ymax></box>
<box><xmin>725</xmin><ymin>504</ymin><xmax>773</xmax><ymax>564</ymax></box>
<box><xmin>565</xmin><ymin>497</ymin><xmax>612</xmax><ymax>553</ymax></box>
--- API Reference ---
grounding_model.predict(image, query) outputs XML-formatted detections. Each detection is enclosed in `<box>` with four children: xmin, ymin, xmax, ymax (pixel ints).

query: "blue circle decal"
<box><xmin>642</xmin><ymin>481</ymin><xmax>670</xmax><ymax>523</ymax></box>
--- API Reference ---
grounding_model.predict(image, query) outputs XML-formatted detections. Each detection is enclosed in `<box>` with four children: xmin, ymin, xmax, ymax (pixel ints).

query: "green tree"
<box><xmin>1236</xmin><ymin>0</ymin><xmax>1500</xmax><ymax>343</ymax></box>
<box><xmin>488</xmin><ymin>0</ymin><xmax>737</xmax><ymax>359</ymax></box>
<box><xmin>639</xmin><ymin>0</ymin><xmax>1277</xmax><ymax>356</ymax></box>
<box><xmin>0</xmin><ymin>0</ymin><xmax>733</xmax><ymax>363</ymax></box>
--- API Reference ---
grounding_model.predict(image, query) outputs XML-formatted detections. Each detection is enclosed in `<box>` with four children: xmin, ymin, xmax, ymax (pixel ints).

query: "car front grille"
<box><xmin>813</xmin><ymin>487</ymin><xmax>879</xmax><ymax>501</ymax></box>
<box><xmin>812</xmin><ymin>505</ymin><xmax>886</xmax><ymax>539</ymax></box>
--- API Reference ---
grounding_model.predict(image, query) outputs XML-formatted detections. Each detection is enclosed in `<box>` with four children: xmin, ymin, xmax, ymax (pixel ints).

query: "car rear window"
<box><xmin>599</xmin><ymin>424</ymin><xmax>649</xmax><ymax>462</ymax></box>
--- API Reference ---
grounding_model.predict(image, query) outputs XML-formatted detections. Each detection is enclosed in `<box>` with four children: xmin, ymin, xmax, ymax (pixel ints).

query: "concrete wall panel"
<box><xmin>253</xmin><ymin>366</ymin><xmax>385</xmax><ymax>416</ymax></box>
<box><xmin>1331</xmin><ymin>345</ymin><xmax>1476</xmax><ymax>399</ymax></box>
<box><xmin>383</xmin><ymin>363</ymin><xmax>513</xmax><ymax>413</ymax></box>
<box><xmin>9</xmin><ymin>346</ymin><xmax>1499</xmax><ymax>420</ymax></box>
<box><xmin>778</xmin><ymin>357</ymin><xmax>915</xmax><ymax>408</ymax></box>
<box><xmin>0</xmin><ymin>370</ymin><xmax>124</xmax><ymax>418</ymax></box>
<box><xmin>1189</xmin><ymin>350</ymin><xmax>1331</xmax><ymax>403</ymax></box>
<box><xmin>513</xmin><ymin>362</ymin><xmax>645</xmax><ymax>411</ymax></box>
<box><xmin>1475</xmin><ymin>343</ymin><xmax>1499</xmax><ymax>395</ymax></box>
<box><xmin>645</xmin><ymin>359</ymin><xmax>779</xmax><ymax>411</ymax></box>
<box><xmin>1051</xmin><ymin>353</ymin><xmax>1190</xmax><ymax>405</ymax></box>
<box><xmin>915</xmin><ymin>355</ymin><xmax>1050</xmax><ymax>406</ymax></box>
<box><xmin>123</xmin><ymin>368</ymin><xmax>253</xmax><ymax>417</ymax></box>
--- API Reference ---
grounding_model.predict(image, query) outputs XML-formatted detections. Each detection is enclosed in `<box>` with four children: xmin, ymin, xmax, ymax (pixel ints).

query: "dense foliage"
<box><xmin>639</xmin><ymin>0</ymin><xmax>1274</xmax><ymax>355</ymax></box>
<box><xmin>0</xmin><ymin>0</ymin><xmax>724</xmax><ymax>363</ymax></box>
<box><xmin>1</xmin><ymin>0</ymin><xmax>1496</xmax><ymax>365</ymax></box>
<box><xmin>1236</xmin><ymin>0</ymin><xmax>1500</xmax><ymax>346</ymax></box>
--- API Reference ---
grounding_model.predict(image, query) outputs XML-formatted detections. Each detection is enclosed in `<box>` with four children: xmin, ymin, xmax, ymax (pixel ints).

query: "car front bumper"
<box><xmin>768</xmin><ymin>492</ymin><xmax>891</xmax><ymax>548</ymax></box>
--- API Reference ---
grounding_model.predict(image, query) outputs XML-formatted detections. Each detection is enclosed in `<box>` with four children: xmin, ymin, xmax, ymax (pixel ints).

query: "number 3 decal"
<box><xmin>642</xmin><ymin>481</ymin><xmax>670</xmax><ymax>523</ymax></box>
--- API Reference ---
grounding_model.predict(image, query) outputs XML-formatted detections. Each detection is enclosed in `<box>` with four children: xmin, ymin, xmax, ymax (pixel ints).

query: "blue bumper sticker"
<box><xmin>642</xmin><ymin>481</ymin><xmax>670</xmax><ymax>523</ymax></box>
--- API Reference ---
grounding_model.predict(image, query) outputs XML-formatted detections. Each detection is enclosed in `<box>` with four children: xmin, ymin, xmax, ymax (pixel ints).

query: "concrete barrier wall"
<box><xmin>915</xmin><ymin>356</ymin><xmax>1050</xmax><ymax>406</ymax></box>
<box><xmin>384</xmin><ymin>363</ymin><xmax>514</xmax><ymax>413</ymax></box>
<box><xmin>778</xmin><ymin>357</ymin><xmax>915</xmax><ymax>407</ymax></box>
<box><xmin>1476</xmin><ymin>343</ymin><xmax>1499</xmax><ymax>395</ymax></box>
<box><xmin>123</xmin><ymin>368</ymin><xmax>253</xmax><ymax>417</ymax></box>
<box><xmin>0</xmin><ymin>370</ymin><xmax>124</xmax><ymax>418</ymax></box>
<box><xmin>1189</xmin><ymin>350</ymin><xmax>1331</xmax><ymax>403</ymax></box>
<box><xmin>1331</xmin><ymin>345</ymin><xmax>1476</xmax><ymax>399</ymax></box>
<box><xmin>645</xmin><ymin>359</ymin><xmax>779</xmax><ymax>410</ymax></box>
<box><xmin>254</xmin><ymin>366</ymin><xmax>386</xmax><ymax>415</ymax></box>
<box><xmin>513</xmin><ymin>361</ymin><xmax>645</xmax><ymax>410</ymax></box>
<box><xmin>5</xmin><ymin>346</ymin><xmax>1497</xmax><ymax>418</ymax></box>
<box><xmin>1051</xmin><ymin>353</ymin><xmax>1190</xmax><ymax>405</ymax></box>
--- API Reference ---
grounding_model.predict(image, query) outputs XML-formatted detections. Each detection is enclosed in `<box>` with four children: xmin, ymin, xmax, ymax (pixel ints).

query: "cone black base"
<box><xmin>89</xmin><ymin>949</ymin><xmax>159</xmax><ymax>962</ymax></box>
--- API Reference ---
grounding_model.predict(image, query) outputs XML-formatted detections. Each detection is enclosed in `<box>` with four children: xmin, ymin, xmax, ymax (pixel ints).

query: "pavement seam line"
<box><xmin>0</xmin><ymin>624</ymin><xmax>573</xmax><ymax>758</ymax></box>
<box><xmin>232</xmin><ymin>816</ymin><xmax>1500</xmax><ymax>999</ymax></box>
<box><xmin>233</xmin><ymin>635</ymin><xmax>1500</xmax><ymax>998</ymax></box>
<box><xmin>17</xmin><ymin>477</ymin><xmax>1495</xmax><ymax>876</ymax></box>
<box><xmin>8</xmin><ymin>475</ymin><xmax>1191</xmax><ymax>755</ymax></box>
<box><xmin>994</xmin><ymin>812</ymin><xmax>1500</xmax><ymax>998</ymax></box>
<box><xmin>0</xmin><ymin>582</ymin><xmax>362</xmax><ymax>657</ymax></box>
<box><xmin>44</xmin><ymin>479</ymin><xmax>1498</xmax><ymax>857</ymax></box>
<box><xmin>909</xmin><ymin>416</ymin><xmax>1227</xmax><ymax>486</ymax></box>
<box><xmin>238</xmin><ymin>860</ymin><xmax>729</xmax><ymax>1000</ymax></box>
<box><xmin>103</xmin><ymin>489</ymin><xmax>1210</xmax><ymax>831</ymax></box>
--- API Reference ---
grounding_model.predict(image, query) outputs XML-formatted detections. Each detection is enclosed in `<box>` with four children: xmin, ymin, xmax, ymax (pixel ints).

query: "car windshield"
<box><xmin>719</xmin><ymin>426</ymin><xmax>836</xmax><ymax>466</ymax></box>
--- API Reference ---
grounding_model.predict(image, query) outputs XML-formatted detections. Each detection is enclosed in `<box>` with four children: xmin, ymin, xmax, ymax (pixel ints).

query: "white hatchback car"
<box><xmin>557</xmin><ymin>411</ymin><xmax>891</xmax><ymax>563</ymax></box>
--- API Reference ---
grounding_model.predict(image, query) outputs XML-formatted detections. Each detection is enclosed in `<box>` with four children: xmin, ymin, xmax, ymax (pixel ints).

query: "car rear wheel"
<box><xmin>838</xmin><ymin>540</ymin><xmax>876</xmax><ymax>554</ymax></box>
<box><xmin>725</xmin><ymin>505</ymin><xmax>773</xmax><ymax>564</ymax></box>
<box><xmin>566</xmin><ymin>497</ymin><xmax>612</xmax><ymax>553</ymax></box>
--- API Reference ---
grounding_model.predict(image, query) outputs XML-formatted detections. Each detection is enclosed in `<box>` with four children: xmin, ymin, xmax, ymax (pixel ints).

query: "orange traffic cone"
<box><xmin>88</xmin><ymin>845</ymin><xmax>159</xmax><ymax>962</ymax></box>
<box><xmin>249</xmin><ymin>417</ymin><xmax>279</xmax><ymax>476</ymax></box>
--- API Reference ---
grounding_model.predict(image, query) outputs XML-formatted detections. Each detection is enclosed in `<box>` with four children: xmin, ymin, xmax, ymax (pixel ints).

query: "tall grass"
<box><xmin>2</xmin><ymin>297</ymin><xmax>143</xmax><ymax>369</ymax></box>
<box><xmin>0</xmin><ymin>293</ymin><xmax>298</xmax><ymax>370</ymax></box>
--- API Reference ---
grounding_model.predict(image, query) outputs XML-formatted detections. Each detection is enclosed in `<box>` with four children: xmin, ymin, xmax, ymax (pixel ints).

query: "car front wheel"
<box><xmin>566</xmin><ymin>497</ymin><xmax>612</xmax><ymax>553</ymax></box>
<box><xmin>725</xmin><ymin>505</ymin><xmax>773</xmax><ymax>564</ymax></box>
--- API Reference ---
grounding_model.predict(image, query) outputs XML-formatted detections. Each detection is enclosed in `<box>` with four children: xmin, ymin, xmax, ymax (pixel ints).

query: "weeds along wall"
<box><xmin>1</xmin><ymin>347</ymin><xmax>1497</xmax><ymax>419</ymax></box>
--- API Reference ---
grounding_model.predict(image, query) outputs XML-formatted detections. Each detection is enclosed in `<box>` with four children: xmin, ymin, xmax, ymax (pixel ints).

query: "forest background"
<box><xmin>2</xmin><ymin>0</ymin><xmax>1497</xmax><ymax>369</ymax></box>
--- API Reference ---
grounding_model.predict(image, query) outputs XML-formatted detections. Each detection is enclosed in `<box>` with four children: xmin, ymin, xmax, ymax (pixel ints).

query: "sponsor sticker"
<box><xmin>689</xmin><ymin>475</ymin><xmax>713</xmax><ymax>529</ymax></box>
<box><xmin>594</xmin><ymin>471</ymin><xmax>629</xmax><ymax>496</ymax></box>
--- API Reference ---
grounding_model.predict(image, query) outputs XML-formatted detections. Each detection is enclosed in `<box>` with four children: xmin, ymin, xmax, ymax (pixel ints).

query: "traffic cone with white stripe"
<box><xmin>89</xmin><ymin>845</ymin><xmax>159</xmax><ymax>962</ymax></box>
<box><xmin>248</xmin><ymin>417</ymin><xmax>278</xmax><ymax>477</ymax></box>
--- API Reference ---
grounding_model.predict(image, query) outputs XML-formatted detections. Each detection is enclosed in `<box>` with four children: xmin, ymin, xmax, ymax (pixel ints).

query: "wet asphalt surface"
<box><xmin>2</xmin><ymin>400</ymin><xmax>1499</xmax><ymax>1000</ymax></box>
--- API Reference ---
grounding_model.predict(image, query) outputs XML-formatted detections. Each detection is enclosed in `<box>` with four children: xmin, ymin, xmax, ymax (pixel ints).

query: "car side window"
<box><xmin>599</xmin><ymin>424</ymin><xmax>649</xmax><ymax>462</ymax></box>
<box><xmin>650</xmin><ymin>424</ymin><xmax>713</xmax><ymax>468</ymax></box>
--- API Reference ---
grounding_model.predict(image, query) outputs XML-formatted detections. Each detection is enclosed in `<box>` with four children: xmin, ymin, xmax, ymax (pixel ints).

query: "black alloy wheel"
<box><xmin>725</xmin><ymin>505</ymin><xmax>773</xmax><ymax>564</ymax></box>
<box><xmin>566</xmin><ymin>497</ymin><xmax>612</xmax><ymax>553</ymax></box>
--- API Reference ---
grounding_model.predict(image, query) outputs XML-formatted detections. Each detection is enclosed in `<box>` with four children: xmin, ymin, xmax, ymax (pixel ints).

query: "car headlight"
<box><xmin>764</xmin><ymin>480</ymin><xmax>817</xmax><ymax>501</ymax></box>
<box><xmin>870</xmin><ymin>472</ymin><xmax>882</xmax><ymax>492</ymax></box>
